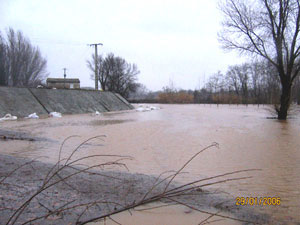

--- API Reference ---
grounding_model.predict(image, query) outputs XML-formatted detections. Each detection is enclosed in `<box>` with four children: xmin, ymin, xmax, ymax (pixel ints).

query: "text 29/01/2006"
<box><xmin>236</xmin><ymin>197</ymin><xmax>281</xmax><ymax>206</ymax></box>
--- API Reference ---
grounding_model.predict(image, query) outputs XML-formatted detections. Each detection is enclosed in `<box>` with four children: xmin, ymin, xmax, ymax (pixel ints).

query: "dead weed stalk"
<box><xmin>0</xmin><ymin>137</ymin><xmax>260</xmax><ymax>225</ymax></box>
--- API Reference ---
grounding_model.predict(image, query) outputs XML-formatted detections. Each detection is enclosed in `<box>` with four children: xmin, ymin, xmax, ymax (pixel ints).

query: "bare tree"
<box><xmin>128</xmin><ymin>83</ymin><xmax>149</xmax><ymax>100</ymax></box>
<box><xmin>4</xmin><ymin>28</ymin><xmax>48</xmax><ymax>87</ymax></box>
<box><xmin>87</xmin><ymin>53</ymin><xmax>140</xmax><ymax>98</ymax></box>
<box><xmin>101</xmin><ymin>53</ymin><xmax>115</xmax><ymax>91</ymax></box>
<box><xmin>292</xmin><ymin>75</ymin><xmax>300</xmax><ymax>103</ymax></box>
<box><xmin>248</xmin><ymin>61</ymin><xmax>264</xmax><ymax>104</ymax></box>
<box><xmin>0</xmin><ymin>32</ymin><xmax>7</xmax><ymax>86</ymax></box>
<box><xmin>261</xmin><ymin>60</ymin><xmax>281</xmax><ymax>103</ymax></box>
<box><xmin>106</xmin><ymin>55</ymin><xmax>139</xmax><ymax>98</ymax></box>
<box><xmin>206</xmin><ymin>71</ymin><xmax>225</xmax><ymax>94</ymax></box>
<box><xmin>226</xmin><ymin>66</ymin><xmax>242</xmax><ymax>96</ymax></box>
<box><xmin>219</xmin><ymin>0</ymin><xmax>300</xmax><ymax>119</ymax></box>
<box><xmin>206</xmin><ymin>71</ymin><xmax>227</xmax><ymax>104</ymax></box>
<box><xmin>87</xmin><ymin>54</ymin><xmax>106</xmax><ymax>90</ymax></box>
<box><xmin>226</xmin><ymin>63</ymin><xmax>250</xmax><ymax>104</ymax></box>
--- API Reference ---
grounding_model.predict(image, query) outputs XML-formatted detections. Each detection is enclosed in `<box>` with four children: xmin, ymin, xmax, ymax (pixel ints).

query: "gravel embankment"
<box><xmin>0</xmin><ymin>154</ymin><xmax>272</xmax><ymax>225</ymax></box>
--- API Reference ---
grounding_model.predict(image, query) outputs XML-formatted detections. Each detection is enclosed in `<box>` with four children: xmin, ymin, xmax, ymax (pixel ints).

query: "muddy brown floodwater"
<box><xmin>1</xmin><ymin>104</ymin><xmax>300</xmax><ymax>224</ymax></box>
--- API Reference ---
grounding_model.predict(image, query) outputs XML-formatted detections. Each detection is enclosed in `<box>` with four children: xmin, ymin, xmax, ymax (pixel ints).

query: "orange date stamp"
<box><xmin>236</xmin><ymin>197</ymin><xmax>281</xmax><ymax>206</ymax></box>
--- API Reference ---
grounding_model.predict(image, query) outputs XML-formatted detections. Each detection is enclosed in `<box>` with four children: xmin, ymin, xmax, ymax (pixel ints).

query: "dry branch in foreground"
<box><xmin>0</xmin><ymin>136</ymin><xmax>268</xmax><ymax>225</ymax></box>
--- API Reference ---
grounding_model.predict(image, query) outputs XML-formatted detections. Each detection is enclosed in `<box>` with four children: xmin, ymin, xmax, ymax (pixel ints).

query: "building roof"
<box><xmin>46</xmin><ymin>78</ymin><xmax>80</xmax><ymax>83</ymax></box>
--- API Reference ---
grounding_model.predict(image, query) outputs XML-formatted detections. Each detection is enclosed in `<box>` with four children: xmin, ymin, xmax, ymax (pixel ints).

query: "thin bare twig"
<box><xmin>2</xmin><ymin>137</ymin><xmax>261</xmax><ymax>225</ymax></box>
<box><xmin>198</xmin><ymin>210</ymin><xmax>221</xmax><ymax>225</ymax></box>
<box><xmin>165</xmin><ymin>197</ymin><xmax>257</xmax><ymax>224</ymax></box>
<box><xmin>163</xmin><ymin>142</ymin><xmax>219</xmax><ymax>193</ymax></box>
<box><xmin>108</xmin><ymin>216</ymin><xmax>122</xmax><ymax>225</ymax></box>
<box><xmin>135</xmin><ymin>202</ymin><xmax>179</xmax><ymax>211</ymax></box>
<box><xmin>0</xmin><ymin>157</ymin><xmax>45</xmax><ymax>184</ymax></box>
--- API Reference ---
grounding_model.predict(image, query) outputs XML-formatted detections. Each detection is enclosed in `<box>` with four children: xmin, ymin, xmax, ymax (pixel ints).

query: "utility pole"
<box><xmin>88</xmin><ymin>43</ymin><xmax>103</xmax><ymax>90</ymax></box>
<box><xmin>63</xmin><ymin>68</ymin><xmax>67</xmax><ymax>89</ymax></box>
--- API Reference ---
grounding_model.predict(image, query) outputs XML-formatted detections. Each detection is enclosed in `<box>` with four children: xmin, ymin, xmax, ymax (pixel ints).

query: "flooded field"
<box><xmin>1</xmin><ymin>104</ymin><xmax>300</xmax><ymax>224</ymax></box>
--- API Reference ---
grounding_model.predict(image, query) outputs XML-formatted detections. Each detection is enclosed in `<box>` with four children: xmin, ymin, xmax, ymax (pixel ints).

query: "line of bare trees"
<box><xmin>129</xmin><ymin>59</ymin><xmax>300</xmax><ymax>106</ymax></box>
<box><xmin>197</xmin><ymin>60</ymin><xmax>288</xmax><ymax>105</ymax></box>
<box><xmin>0</xmin><ymin>28</ymin><xmax>48</xmax><ymax>87</ymax></box>
<box><xmin>218</xmin><ymin>0</ymin><xmax>300</xmax><ymax>120</ymax></box>
<box><xmin>87</xmin><ymin>53</ymin><xmax>140</xmax><ymax>98</ymax></box>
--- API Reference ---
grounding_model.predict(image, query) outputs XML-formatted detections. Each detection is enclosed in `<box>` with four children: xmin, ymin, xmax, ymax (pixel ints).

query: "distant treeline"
<box><xmin>129</xmin><ymin>60</ymin><xmax>300</xmax><ymax>105</ymax></box>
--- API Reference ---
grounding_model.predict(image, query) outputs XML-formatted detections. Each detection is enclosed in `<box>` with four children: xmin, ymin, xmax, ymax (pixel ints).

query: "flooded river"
<box><xmin>1</xmin><ymin>104</ymin><xmax>299</xmax><ymax>224</ymax></box>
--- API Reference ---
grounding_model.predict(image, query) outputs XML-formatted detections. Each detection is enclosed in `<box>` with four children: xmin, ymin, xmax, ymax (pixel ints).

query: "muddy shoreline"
<box><xmin>0</xmin><ymin>153</ymin><xmax>273</xmax><ymax>225</ymax></box>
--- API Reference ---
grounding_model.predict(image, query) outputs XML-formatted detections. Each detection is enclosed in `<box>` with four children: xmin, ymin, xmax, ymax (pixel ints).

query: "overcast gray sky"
<box><xmin>0</xmin><ymin>0</ymin><xmax>245</xmax><ymax>91</ymax></box>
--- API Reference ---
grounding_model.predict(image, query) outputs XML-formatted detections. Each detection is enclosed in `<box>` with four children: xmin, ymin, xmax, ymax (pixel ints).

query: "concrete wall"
<box><xmin>0</xmin><ymin>86</ymin><xmax>133</xmax><ymax>117</ymax></box>
<box><xmin>0</xmin><ymin>87</ymin><xmax>48</xmax><ymax>117</ymax></box>
<box><xmin>114</xmin><ymin>93</ymin><xmax>135</xmax><ymax>110</ymax></box>
<box><xmin>47</xmin><ymin>83</ymin><xmax>80</xmax><ymax>89</ymax></box>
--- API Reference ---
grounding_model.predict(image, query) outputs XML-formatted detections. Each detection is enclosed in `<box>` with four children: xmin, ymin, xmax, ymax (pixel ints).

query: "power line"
<box><xmin>31</xmin><ymin>38</ymin><xmax>87</xmax><ymax>46</ymax></box>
